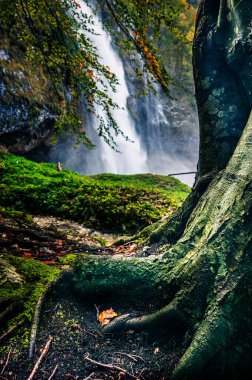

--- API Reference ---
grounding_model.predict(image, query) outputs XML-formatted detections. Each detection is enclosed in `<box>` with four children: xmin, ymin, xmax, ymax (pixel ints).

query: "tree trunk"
<box><xmin>136</xmin><ymin>0</ymin><xmax>252</xmax><ymax>247</ymax></box>
<box><xmin>194</xmin><ymin>0</ymin><xmax>252</xmax><ymax>178</ymax></box>
<box><xmin>62</xmin><ymin>1</ymin><xmax>252</xmax><ymax>378</ymax></box>
<box><xmin>71</xmin><ymin>111</ymin><xmax>252</xmax><ymax>379</ymax></box>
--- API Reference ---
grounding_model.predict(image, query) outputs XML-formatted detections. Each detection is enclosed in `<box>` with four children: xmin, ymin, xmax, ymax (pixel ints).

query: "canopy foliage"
<box><xmin>0</xmin><ymin>0</ymin><xmax>196</xmax><ymax>146</ymax></box>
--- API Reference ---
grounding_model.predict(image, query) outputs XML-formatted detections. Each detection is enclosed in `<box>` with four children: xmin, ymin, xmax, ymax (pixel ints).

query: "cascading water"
<box><xmin>128</xmin><ymin>79</ymin><xmax>199</xmax><ymax>186</ymax></box>
<box><xmin>49</xmin><ymin>1</ymin><xmax>148</xmax><ymax>175</ymax></box>
<box><xmin>49</xmin><ymin>2</ymin><xmax>199</xmax><ymax>186</ymax></box>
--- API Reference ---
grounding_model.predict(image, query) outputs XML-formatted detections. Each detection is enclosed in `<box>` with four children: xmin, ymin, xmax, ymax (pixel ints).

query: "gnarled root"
<box><xmin>66</xmin><ymin>113</ymin><xmax>252</xmax><ymax>379</ymax></box>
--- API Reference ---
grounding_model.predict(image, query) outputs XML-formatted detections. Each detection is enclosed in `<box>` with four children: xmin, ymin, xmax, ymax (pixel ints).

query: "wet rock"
<box><xmin>0</xmin><ymin>42</ymin><xmax>58</xmax><ymax>154</ymax></box>
<box><xmin>0</xmin><ymin>257</ymin><xmax>24</xmax><ymax>286</ymax></box>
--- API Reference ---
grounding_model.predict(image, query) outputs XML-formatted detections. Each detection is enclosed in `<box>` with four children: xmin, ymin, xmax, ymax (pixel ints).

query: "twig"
<box><xmin>84</xmin><ymin>355</ymin><xmax>136</xmax><ymax>379</ymax></box>
<box><xmin>27</xmin><ymin>336</ymin><xmax>53</xmax><ymax>380</ymax></box>
<box><xmin>83</xmin><ymin>327</ymin><xmax>97</xmax><ymax>338</ymax></box>
<box><xmin>0</xmin><ymin>321</ymin><xmax>24</xmax><ymax>343</ymax></box>
<box><xmin>94</xmin><ymin>305</ymin><xmax>99</xmax><ymax>321</ymax></box>
<box><xmin>29</xmin><ymin>279</ymin><xmax>57</xmax><ymax>359</ymax></box>
<box><xmin>48</xmin><ymin>363</ymin><xmax>58</xmax><ymax>380</ymax></box>
<box><xmin>1</xmin><ymin>348</ymin><xmax>12</xmax><ymax>375</ymax></box>
<box><xmin>115</xmin><ymin>352</ymin><xmax>145</xmax><ymax>362</ymax></box>
<box><xmin>83</xmin><ymin>373</ymin><xmax>94</xmax><ymax>380</ymax></box>
<box><xmin>116</xmin><ymin>351</ymin><xmax>137</xmax><ymax>362</ymax></box>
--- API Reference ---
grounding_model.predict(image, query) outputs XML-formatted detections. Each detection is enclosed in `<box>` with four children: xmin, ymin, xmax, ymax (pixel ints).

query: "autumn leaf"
<box><xmin>98</xmin><ymin>308</ymin><xmax>119</xmax><ymax>326</ymax></box>
<box><xmin>86</xmin><ymin>69</ymin><xmax>95</xmax><ymax>78</ymax></box>
<box><xmin>72</xmin><ymin>0</ymin><xmax>81</xmax><ymax>8</ymax></box>
<box><xmin>22</xmin><ymin>252</ymin><xmax>32</xmax><ymax>258</ymax></box>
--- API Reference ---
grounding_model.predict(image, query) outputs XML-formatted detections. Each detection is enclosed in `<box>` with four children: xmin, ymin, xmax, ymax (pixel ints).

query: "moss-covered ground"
<box><xmin>0</xmin><ymin>253</ymin><xmax>60</xmax><ymax>350</ymax></box>
<box><xmin>0</xmin><ymin>152</ymin><xmax>190</xmax><ymax>234</ymax></box>
<box><xmin>0</xmin><ymin>152</ymin><xmax>189</xmax><ymax>359</ymax></box>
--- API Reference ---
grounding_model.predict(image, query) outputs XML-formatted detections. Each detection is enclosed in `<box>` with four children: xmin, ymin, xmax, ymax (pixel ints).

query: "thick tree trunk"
<box><xmin>139</xmin><ymin>0</ymin><xmax>252</xmax><ymax>247</ymax></box>
<box><xmin>193</xmin><ymin>0</ymin><xmax>252</xmax><ymax>178</ymax></box>
<box><xmin>61</xmin><ymin>1</ymin><xmax>252</xmax><ymax>378</ymax></box>
<box><xmin>71</xmin><ymin>111</ymin><xmax>252</xmax><ymax>379</ymax></box>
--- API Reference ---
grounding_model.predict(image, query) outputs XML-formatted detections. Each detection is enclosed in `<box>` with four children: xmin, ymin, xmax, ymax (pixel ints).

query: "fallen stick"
<box><xmin>29</xmin><ymin>279</ymin><xmax>57</xmax><ymax>359</ymax></box>
<box><xmin>114</xmin><ymin>351</ymin><xmax>145</xmax><ymax>362</ymax></box>
<box><xmin>115</xmin><ymin>352</ymin><xmax>137</xmax><ymax>363</ymax></box>
<box><xmin>28</xmin><ymin>266</ymin><xmax>74</xmax><ymax>359</ymax></box>
<box><xmin>83</xmin><ymin>327</ymin><xmax>97</xmax><ymax>338</ymax></box>
<box><xmin>0</xmin><ymin>320</ymin><xmax>24</xmax><ymax>343</ymax></box>
<box><xmin>94</xmin><ymin>304</ymin><xmax>99</xmax><ymax>321</ymax></box>
<box><xmin>84</xmin><ymin>355</ymin><xmax>136</xmax><ymax>379</ymax></box>
<box><xmin>1</xmin><ymin>348</ymin><xmax>12</xmax><ymax>375</ymax></box>
<box><xmin>48</xmin><ymin>363</ymin><xmax>58</xmax><ymax>380</ymax></box>
<box><xmin>27</xmin><ymin>336</ymin><xmax>53</xmax><ymax>380</ymax></box>
<box><xmin>83</xmin><ymin>373</ymin><xmax>95</xmax><ymax>380</ymax></box>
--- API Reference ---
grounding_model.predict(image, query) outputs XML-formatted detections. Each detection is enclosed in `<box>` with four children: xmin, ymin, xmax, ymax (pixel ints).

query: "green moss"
<box><xmin>0</xmin><ymin>152</ymin><xmax>190</xmax><ymax>234</ymax></box>
<box><xmin>0</xmin><ymin>206</ymin><xmax>34</xmax><ymax>225</ymax></box>
<box><xmin>58</xmin><ymin>254</ymin><xmax>78</xmax><ymax>265</ymax></box>
<box><xmin>0</xmin><ymin>253</ymin><xmax>60</xmax><ymax>338</ymax></box>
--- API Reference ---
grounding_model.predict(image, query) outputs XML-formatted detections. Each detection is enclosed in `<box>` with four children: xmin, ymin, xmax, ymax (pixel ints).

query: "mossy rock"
<box><xmin>0</xmin><ymin>253</ymin><xmax>60</xmax><ymax>339</ymax></box>
<box><xmin>0</xmin><ymin>152</ymin><xmax>190</xmax><ymax>234</ymax></box>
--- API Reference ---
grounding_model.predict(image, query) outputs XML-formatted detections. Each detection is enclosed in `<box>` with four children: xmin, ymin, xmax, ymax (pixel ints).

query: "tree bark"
<box><xmin>71</xmin><ymin>110</ymin><xmax>252</xmax><ymax>379</ymax></box>
<box><xmin>193</xmin><ymin>0</ymin><xmax>252</xmax><ymax>179</ymax></box>
<box><xmin>137</xmin><ymin>0</ymin><xmax>252</xmax><ymax>247</ymax></box>
<box><xmin>58</xmin><ymin>1</ymin><xmax>252</xmax><ymax>378</ymax></box>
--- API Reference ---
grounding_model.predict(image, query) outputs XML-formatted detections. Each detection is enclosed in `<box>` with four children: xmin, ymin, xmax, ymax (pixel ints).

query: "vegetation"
<box><xmin>0</xmin><ymin>152</ymin><xmax>190</xmax><ymax>233</ymax></box>
<box><xmin>0</xmin><ymin>253</ymin><xmax>59</xmax><ymax>349</ymax></box>
<box><xmin>0</xmin><ymin>0</ymin><xmax>195</xmax><ymax>147</ymax></box>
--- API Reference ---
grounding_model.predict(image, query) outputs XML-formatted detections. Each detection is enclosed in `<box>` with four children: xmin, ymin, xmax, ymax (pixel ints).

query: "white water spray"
<box><xmin>78</xmin><ymin>0</ymin><xmax>148</xmax><ymax>174</ymax></box>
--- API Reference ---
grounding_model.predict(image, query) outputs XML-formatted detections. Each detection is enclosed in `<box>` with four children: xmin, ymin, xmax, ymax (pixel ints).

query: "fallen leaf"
<box><xmin>98</xmin><ymin>308</ymin><xmax>118</xmax><ymax>326</ymax></box>
<box><xmin>22</xmin><ymin>252</ymin><xmax>32</xmax><ymax>258</ymax></box>
<box><xmin>42</xmin><ymin>260</ymin><xmax>56</xmax><ymax>265</ymax></box>
<box><xmin>154</xmin><ymin>347</ymin><xmax>160</xmax><ymax>355</ymax></box>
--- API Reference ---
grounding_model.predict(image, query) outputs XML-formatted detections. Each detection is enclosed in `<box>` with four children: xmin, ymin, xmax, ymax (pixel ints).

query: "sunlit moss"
<box><xmin>0</xmin><ymin>152</ymin><xmax>190</xmax><ymax>234</ymax></box>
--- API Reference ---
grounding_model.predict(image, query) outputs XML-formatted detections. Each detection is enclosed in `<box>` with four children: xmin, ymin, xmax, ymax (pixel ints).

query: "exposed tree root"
<box><xmin>67</xmin><ymin>113</ymin><xmax>252</xmax><ymax>379</ymax></box>
<box><xmin>0</xmin><ymin>320</ymin><xmax>24</xmax><ymax>343</ymax></box>
<box><xmin>136</xmin><ymin>171</ymin><xmax>215</xmax><ymax>247</ymax></box>
<box><xmin>0</xmin><ymin>300</ymin><xmax>22</xmax><ymax>325</ymax></box>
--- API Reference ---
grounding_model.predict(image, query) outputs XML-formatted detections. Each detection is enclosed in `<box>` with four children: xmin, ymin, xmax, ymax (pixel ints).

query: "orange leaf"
<box><xmin>98</xmin><ymin>308</ymin><xmax>118</xmax><ymax>326</ymax></box>
<box><xmin>23</xmin><ymin>252</ymin><xmax>32</xmax><ymax>258</ymax></box>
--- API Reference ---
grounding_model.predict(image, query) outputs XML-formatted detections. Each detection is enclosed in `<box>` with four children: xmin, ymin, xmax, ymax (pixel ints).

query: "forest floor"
<box><xmin>0</xmin><ymin>211</ymin><xmax>187</xmax><ymax>380</ymax></box>
<box><xmin>0</xmin><ymin>153</ymin><xmax>191</xmax><ymax>379</ymax></box>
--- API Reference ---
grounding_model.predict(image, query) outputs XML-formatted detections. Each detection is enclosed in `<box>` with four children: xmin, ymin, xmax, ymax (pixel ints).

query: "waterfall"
<box><xmin>50</xmin><ymin>0</ymin><xmax>148</xmax><ymax>175</ymax></box>
<box><xmin>48</xmin><ymin>1</ymin><xmax>199</xmax><ymax>186</ymax></box>
<box><xmin>133</xmin><ymin>81</ymin><xmax>199</xmax><ymax>187</ymax></box>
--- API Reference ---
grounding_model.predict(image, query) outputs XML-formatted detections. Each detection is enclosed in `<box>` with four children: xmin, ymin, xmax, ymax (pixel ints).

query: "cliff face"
<box><xmin>0</xmin><ymin>1</ymin><xmax>199</xmax><ymax>165</ymax></box>
<box><xmin>0</xmin><ymin>36</ymin><xmax>59</xmax><ymax>153</ymax></box>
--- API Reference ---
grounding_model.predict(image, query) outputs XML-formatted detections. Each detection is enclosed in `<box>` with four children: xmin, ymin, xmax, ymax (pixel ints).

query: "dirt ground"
<box><xmin>0</xmin><ymin>214</ymin><xmax>187</xmax><ymax>379</ymax></box>
<box><xmin>1</xmin><ymin>284</ymin><xmax>188</xmax><ymax>380</ymax></box>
